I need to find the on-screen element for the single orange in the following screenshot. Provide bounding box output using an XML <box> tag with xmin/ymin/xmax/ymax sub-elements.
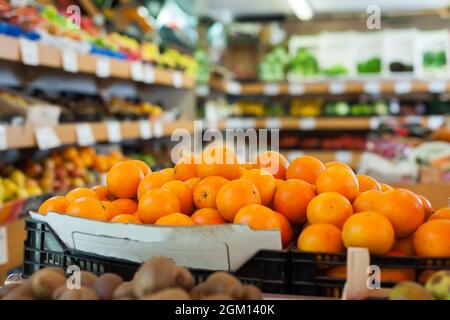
<box><xmin>66</xmin><ymin>197</ymin><xmax>109</xmax><ymax>221</ymax></box>
<box><xmin>112</xmin><ymin>198</ymin><xmax>138</xmax><ymax>215</ymax></box>
<box><xmin>324</xmin><ymin>161</ymin><xmax>353</xmax><ymax>172</ymax></box>
<box><xmin>392</xmin><ymin>235</ymin><xmax>415</xmax><ymax>256</ymax></box>
<box><xmin>101</xmin><ymin>201</ymin><xmax>122</xmax><ymax>219</ymax></box>
<box><xmin>380</xmin><ymin>183</ymin><xmax>394</xmax><ymax>192</ymax></box>
<box><xmin>352</xmin><ymin>190</ymin><xmax>384</xmax><ymax>213</ymax></box>
<box><xmin>193</xmin><ymin>176</ymin><xmax>229</xmax><ymax>209</ymax></box>
<box><xmin>111</xmin><ymin>214</ymin><xmax>142</xmax><ymax>224</ymax></box>
<box><xmin>374</xmin><ymin>189</ymin><xmax>424</xmax><ymax>237</ymax></box>
<box><xmin>160</xmin><ymin>168</ymin><xmax>175</xmax><ymax>179</ymax></box>
<box><xmin>240</xmin><ymin>169</ymin><xmax>277</xmax><ymax>206</ymax></box>
<box><xmin>132</xmin><ymin>160</ymin><xmax>152</xmax><ymax>175</ymax></box>
<box><xmin>297</xmin><ymin>223</ymin><xmax>344</xmax><ymax>253</ymax></box>
<box><xmin>197</xmin><ymin>145</ymin><xmax>240</xmax><ymax>180</ymax></box>
<box><xmin>185</xmin><ymin>177</ymin><xmax>201</xmax><ymax>191</ymax></box>
<box><xmin>428</xmin><ymin>207</ymin><xmax>450</xmax><ymax>221</ymax></box>
<box><xmin>90</xmin><ymin>185</ymin><xmax>110</xmax><ymax>201</ymax></box>
<box><xmin>137</xmin><ymin>171</ymin><xmax>174</xmax><ymax>200</ymax></box>
<box><xmin>216</xmin><ymin>179</ymin><xmax>261</xmax><ymax>222</ymax></box>
<box><xmin>106</xmin><ymin>160</ymin><xmax>144</xmax><ymax>199</ymax></box>
<box><xmin>356</xmin><ymin>174</ymin><xmax>381</xmax><ymax>192</ymax></box>
<box><xmin>418</xmin><ymin>195</ymin><xmax>433</xmax><ymax>221</ymax></box>
<box><xmin>256</xmin><ymin>151</ymin><xmax>288</xmax><ymax>180</ymax></box>
<box><xmin>307</xmin><ymin>192</ymin><xmax>353</xmax><ymax>229</ymax></box>
<box><xmin>273</xmin><ymin>179</ymin><xmax>316</xmax><ymax>225</ymax></box>
<box><xmin>342</xmin><ymin>211</ymin><xmax>395</xmax><ymax>255</ymax></box>
<box><xmin>137</xmin><ymin>189</ymin><xmax>181</xmax><ymax>224</ymax></box>
<box><xmin>286</xmin><ymin>155</ymin><xmax>325</xmax><ymax>185</ymax></box>
<box><xmin>413</xmin><ymin>219</ymin><xmax>450</xmax><ymax>257</ymax></box>
<box><xmin>162</xmin><ymin>180</ymin><xmax>194</xmax><ymax>215</ymax></box>
<box><xmin>155</xmin><ymin>213</ymin><xmax>195</xmax><ymax>226</ymax></box>
<box><xmin>66</xmin><ymin>187</ymin><xmax>99</xmax><ymax>202</ymax></box>
<box><xmin>174</xmin><ymin>155</ymin><xmax>199</xmax><ymax>181</ymax></box>
<box><xmin>93</xmin><ymin>155</ymin><xmax>112</xmax><ymax>173</ymax></box>
<box><xmin>315</xmin><ymin>167</ymin><xmax>359</xmax><ymax>202</ymax></box>
<box><xmin>234</xmin><ymin>204</ymin><xmax>293</xmax><ymax>248</ymax></box>
<box><xmin>38</xmin><ymin>196</ymin><xmax>69</xmax><ymax>215</ymax></box>
<box><xmin>191</xmin><ymin>208</ymin><xmax>226</xmax><ymax>225</ymax></box>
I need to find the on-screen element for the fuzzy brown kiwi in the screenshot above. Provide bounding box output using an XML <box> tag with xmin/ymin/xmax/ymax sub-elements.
<box><xmin>31</xmin><ymin>269</ymin><xmax>67</xmax><ymax>300</ymax></box>
<box><xmin>133</xmin><ymin>256</ymin><xmax>177</xmax><ymax>298</ymax></box>
<box><xmin>141</xmin><ymin>288</ymin><xmax>190</xmax><ymax>300</ymax></box>
<box><xmin>93</xmin><ymin>273</ymin><xmax>124</xmax><ymax>300</ymax></box>
<box><xmin>57</xmin><ymin>286</ymin><xmax>99</xmax><ymax>300</ymax></box>
<box><xmin>190</xmin><ymin>272</ymin><xmax>243</xmax><ymax>299</ymax></box>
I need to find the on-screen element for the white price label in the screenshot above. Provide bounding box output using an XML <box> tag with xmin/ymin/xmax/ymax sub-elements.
<box><xmin>428</xmin><ymin>81</ymin><xmax>446</xmax><ymax>93</ymax></box>
<box><xmin>0</xmin><ymin>125</ymin><xmax>7</xmax><ymax>151</ymax></box>
<box><xmin>226</xmin><ymin>81</ymin><xmax>241</xmax><ymax>95</ymax></box>
<box><xmin>139</xmin><ymin>119</ymin><xmax>152</xmax><ymax>139</ymax></box>
<box><xmin>130</xmin><ymin>61</ymin><xmax>144</xmax><ymax>82</ymax></box>
<box><xmin>143</xmin><ymin>64</ymin><xmax>155</xmax><ymax>84</ymax></box>
<box><xmin>20</xmin><ymin>38</ymin><xmax>39</xmax><ymax>66</ymax></box>
<box><xmin>288</xmin><ymin>83</ymin><xmax>305</xmax><ymax>95</ymax></box>
<box><xmin>225</xmin><ymin>118</ymin><xmax>255</xmax><ymax>129</ymax></box>
<box><xmin>27</xmin><ymin>105</ymin><xmax>61</xmax><ymax>126</ymax></box>
<box><xmin>335</xmin><ymin>151</ymin><xmax>353</xmax><ymax>164</ymax></box>
<box><xmin>263</xmin><ymin>83</ymin><xmax>280</xmax><ymax>96</ymax></box>
<box><xmin>299</xmin><ymin>117</ymin><xmax>316</xmax><ymax>130</ymax></box>
<box><xmin>106</xmin><ymin>121</ymin><xmax>122</xmax><ymax>143</ymax></box>
<box><xmin>329</xmin><ymin>82</ymin><xmax>346</xmax><ymax>94</ymax></box>
<box><xmin>62</xmin><ymin>49</ymin><xmax>78</xmax><ymax>73</ymax></box>
<box><xmin>172</xmin><ymin>71</ymin><xmax>183</xmax><ymax>88</ymax></box>
<box><xmin>152</xmin><ymin>121</ymin><xmax>164</xmax><ymax>138</ymax></box>
<box><xmin>405</xmin><ymin>116</ymin><xmax>423</xmax><ymax>125</ymax></box>
<box><xmin>369</xmin><ymin>117</ymin><xmax>380</xmax><ymax>130</ymax></box>
<box><xmin>34</xmin><ymin>126</ymin><xmax>61</xmax><ymax>150</ymax></box>
<box><xmin>363</xmin><ymin>82</ymin><xmax>381</xmax><ymax>95</ymax></box>
<box><xmin>76</xmin><ymin>123</ymin><xmax>95</xmax><ymax>146</ymax></box>
<box><xmin>0</xmin><ymin>226</ymin><xmax>7</xmax><ymax>265</ymax></box>
<box><xmin>265</xmin><ymin>118</ymin><xmax>282</xmax><ymax>129</ymax></box>
<box><xmin>196</xmin><ymin>85</ymin><xmax>210</xmax><ymax>97</ymax></box>
<box><xmin>427</xmin><ymin>115</ymin><xmax>445</xmax><ymax>130</ymax></box>
<box><xmin>394</xmin><ymin>81</ymin><xmax>412</xmax><ymax>94</ymax></box>
<box><xmin>96</xmin><ymin>57</ymin><xmax>110</xmax><ymax>78</ymax></box>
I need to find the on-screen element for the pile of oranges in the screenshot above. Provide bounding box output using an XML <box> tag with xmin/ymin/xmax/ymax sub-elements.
<box><xmin>38</xmin><ymin>145</ymin><xmax>450</xmax><ymax>258</ymax></box>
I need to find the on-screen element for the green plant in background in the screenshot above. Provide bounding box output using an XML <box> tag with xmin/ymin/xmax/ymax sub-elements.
<box><xmin>357</xmin><ymin>57</ymin><xmax>381</xmax><ymax>74</ymax></box>
<box><xmin>195</xmin><ymin>49</ymin><xmax>210</xmax><ymax>84</ymax></box>
<box><xmin>259</xmin><ymin>46</ymin><xmax>289</xmax><ymax>82</ymax></box>
<box><xmin>288</xmin><ymin>48</ymin><xmax>319</xmax><ymax>76</ymax></box>
<box><xmin>423</xmin><ymin>50</ymin><xmax>447</xmax><ymax>70</ymax></box>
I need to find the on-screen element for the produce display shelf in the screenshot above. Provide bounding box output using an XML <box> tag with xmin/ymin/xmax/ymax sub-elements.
<box><xmin>209</xmin><ymin>78</ymin><xmax>450</xmax><ymax>96</ymax></box>
<box><xmin>0</xmin><ymin>35</ymin><xmax>195</xmax><ymax>89</ymax></box>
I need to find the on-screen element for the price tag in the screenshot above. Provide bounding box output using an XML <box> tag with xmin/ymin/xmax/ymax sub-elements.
<box><xmin>428</xmin><ymin>81</ymin><xmax>446</xmax><ymax>93</ymax></box>
<box><xmin>139</xmin><ymin>119</ymin><xmax>152</xmax><ymax>139</ymax></box>
<box><xmin>76</xmin><ymin>123</ymin><xmax>95</xmax><ymax>146</ymax></box>
<box><xmin>427</xmin><ymin>115</ymin><xmax>445</xmax><ymax>130</ymax></box>
<box><xmin>329</xmin><ymin>82</ymin><xmax>346</xmax><ymax>94</ymax></box>
<box><xmin>265</xmin><ymin>118</ymin><xmax>281</xmax><ymax>129</ymax></box>
<box><xmin>226</xmin><ymin>81</ymin><xmax>241</xmax><ymax>95</ymax></box>
<box><xmin>152</xmin><ymin>120</ymin><xmax>164</xmax><ymax>138</ymax></box>
<box><xmin>196</xmin><ymin>85</ymin><xmax>210</xmax><ymax>97</ymax></box>
<box><xmin>393</xmin><ymin>81</ymin><xmax>412</xmax><ymax>94</ymax></box>
<box><xmin>96</xmin><ymin>57</ymin><xmax>110</xmax><ymax>78</ymax></box>
<box><xmin>363</xmin><ymin>82</ymin><xmax>381</xmax><ymax>95</ymax></box>
<box><xmin>405</xmin><ymin>116</ymin><xmax>423</xmax><ymax>125</ymax></box>
<box><xmin>106</xmin><ymin>121</ymin><xmax>122</xmax><ymax>143</ymax></box>
<box><xmin>0</xmin><ymin>226</ymin><xmax>7</xmax><ymax>265</ymax></box>
<box><xmin>34</xmin><ymin>127</ymin><xmax>61</xmax><ymax>150</ymax></box>
<box><xmin>369</xmin><ymin>117</ymin><xmax>380</xmax><ymax>130</ymax></box>
<box><xmin>27</xmin><ymin>105</ymin><xmax>61</xmax><ymax>126</ymax></box>
<box><xmin>20</xmin><ymin>38</ymin><xmax>39</xmax><ymax>66</ymax></box>
<box><xmin>299</xmin><ymin>117</ymin><xmax>316</xmax><ymax>130</ymax></box>
<box><xmin>172</xmin><ymin>71</ymin><xmax>183</xmax><ymax>88</ymax></box>
<box><xmin>130</xmin><ymin>61</ymin><xmax>144</xmax><ymax>82</ymax></box>
<box><xmin>263</xmin><ymin>83</ymin><xmax>280</xmax><ymax>96</ymax></box>
<box><xmin>241</xmin><ymin>118</ymin><xmax>255</xmax><ymax>129</ymax></box>
<box><xmin>62</xmin><ymin>49</ymin><xmax>78</xmax><ymax>73</ymax></box>
<box><xmin>225</xmin><ymin>118</ymin><xmax>255</xmax><ymax>129</ymax></box>
<box><xmin>143</xmin><ymin>64</ymin><xmax>155</xmax><ymax>84</ymax></box>
<box><xmin>0</xmin><ymin>125</ymin><xmax>7</xmax><ymax>151</ymax></box>
<box><xmin>335</xmin><ymin>151</ymin><xmax>353</xmax><ymax>164</ymax></box>
<box><xmin>288</xmin><ymin>83</ymin><xmax>305</xmax><ymax>95</ymax></box>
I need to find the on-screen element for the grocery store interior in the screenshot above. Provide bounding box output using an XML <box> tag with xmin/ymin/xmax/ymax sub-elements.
<box><xmin>0</xmin><ymin>0</ymin><xmax>449</xmax><ymax>301</ymax></box>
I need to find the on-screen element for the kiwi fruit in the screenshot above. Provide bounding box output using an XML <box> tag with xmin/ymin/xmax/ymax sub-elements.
<box><xmin>191</xmin><ymin>272</ymin><xmax>243</xmax><ymax>299</ymax></box>
<box><xmin>79</xmin><ymin>271</ymin><xmax>98</xmax><ymax>288</ymax></box>
<box><xmin>141</xmin><ymin>288</ymin><xmax>190</xmax><ymax>300</ymax></box>
<box><xmin>93</xmin><ymin>273</ymin><xmax>124</xmax><ymax>300</ymax></box>
<box><xmin>113</xmin><ymin>281</ymin><xmax>135</xmax><ymax>300</ymax></box>
<box><xmin>52</xmin><ymin>285</ymin><xmax>67</xmax><ymax>300</ymax></box>
<box><xmin>57</xmin><ymin>286</ymin><xmax>99</xmax><ymax>300</ymax></box>
<box><xmin>31</xmin><ymin>268</ymin><xmax>67</xmax><ymax>300</ymax></box>
<box><xmin>174</xmin><ymin>267</ymin><xmax>195</xmax><ymax>291</ymax></box>
<box><xmin>201</xmin><ymin>293</ymin><xmax>234</xmax><ymax>300</ymax></box>
<box><xmin>0</xmin><ymin>283</ymin><xmax>22</xmax><ymax>299</ymax></box>
<box><xmin>133</xmin><ymin>256</ymin><xmax>177</xmax><ymax>298</ymax></box>
<box><xmin>2</xmin><ymin>283</ymin><xmax>36</xmax><ymax>300</ymax></box>
<box><xmin>241</xmin><ymin>285</ymin><xmax>263</xmax><ymax>300</ymax></box>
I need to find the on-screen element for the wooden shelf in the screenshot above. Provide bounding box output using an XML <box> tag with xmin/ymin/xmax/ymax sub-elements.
<box><xmin>0</xmin><ymin>35</ymin><xmax>195</xmax><ymax>89</ymax></box>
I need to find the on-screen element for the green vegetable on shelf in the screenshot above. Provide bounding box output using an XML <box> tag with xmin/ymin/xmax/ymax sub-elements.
<box><xmin>357</xmin><ymin>57</ymin><xmax>381</xmax><ymax>74</ymax></box>
<box><xmin>423</xmin><ymin>50</ymin><xmax>447</xmax><ymax>70</ymax></box>
<box><xmin>259</xmin><ymin>46</ymin><xmax>289</xmax><ymax>82</ymax></box>
<box><xmin>321</xmin><ymin>64</ymin><xmax>348</xmax><ymax>76</ymax></box>
<box><xmin>288</xmin><ymin>48</ymin><xmax>320</xmax><ymax>76</ymax></box>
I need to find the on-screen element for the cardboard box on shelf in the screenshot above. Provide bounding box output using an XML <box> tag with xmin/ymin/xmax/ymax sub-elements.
<box><xmin>0</xmin><ymin>218</ymin><xmax>26</xmax><ymax>284</ymax></box>
<box><xmin>30</xmin><ymin>212</ymin><xmax>282</xmax><ymax>272</ymax></box>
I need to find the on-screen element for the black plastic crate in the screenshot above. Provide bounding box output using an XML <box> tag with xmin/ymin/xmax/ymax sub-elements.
<box><xmin>291</xmin><ymin>250</ymin><xmax>450</xmax><ymax>298</ymax></box>
<box><xmin>23</xmin><ymin>218</ymin><xmax>290</xmax><ymax>294</ymax></box>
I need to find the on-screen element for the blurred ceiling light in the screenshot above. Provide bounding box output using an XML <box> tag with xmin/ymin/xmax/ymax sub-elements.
<box><xmin>286</xmin><ymin>0</ymin><xmax>314</xmax><ymax>21</ymax></box>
